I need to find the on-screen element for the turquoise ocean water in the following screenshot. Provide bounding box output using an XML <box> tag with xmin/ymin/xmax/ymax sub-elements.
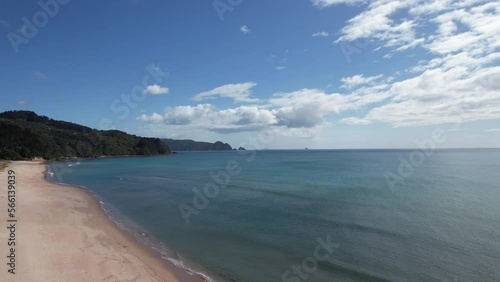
<box><xmin>48</xmin><ymin>149</ymin><xmax>500</xmax><ymax>281</ymax></box>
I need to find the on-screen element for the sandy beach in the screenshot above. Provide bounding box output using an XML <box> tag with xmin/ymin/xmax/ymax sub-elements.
<box><xmin>0</xmin><ymin>161</ymin><xmax>203</xmax><ymax>282</ymax></box>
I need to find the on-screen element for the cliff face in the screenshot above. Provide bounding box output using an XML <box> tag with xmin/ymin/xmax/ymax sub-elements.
<box><xmin>0</xmin><ymin>111</ymin><xmax>171</xmax><ymax>160</ymax></box>
<box><xmin>161</xmin><ymin>138</ymin><xmax>232</xmax><ymax>151</ymax></box>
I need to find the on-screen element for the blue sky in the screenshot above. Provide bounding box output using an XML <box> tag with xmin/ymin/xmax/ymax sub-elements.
<box><xmin>1</xmin><ymin>0</ymin><xmax>499</xmax><ymax>149</ymax></box>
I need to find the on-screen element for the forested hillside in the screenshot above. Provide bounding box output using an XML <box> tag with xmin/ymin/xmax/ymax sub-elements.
<box><xmin>0</xmin><ymin>111</ymin><xmax>171</xmax><ymax>160</ymax></box>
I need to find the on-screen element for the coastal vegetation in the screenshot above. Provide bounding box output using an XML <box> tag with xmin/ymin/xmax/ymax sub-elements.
<box><xmin>0</xmin><ymin>161</ymin><xmax>9</xmax><ymax>172</ymax></box>
<box><xmin>0</xmin><ymin>111</ymin><xmax>171</xmax><ymax>160</ymax></box>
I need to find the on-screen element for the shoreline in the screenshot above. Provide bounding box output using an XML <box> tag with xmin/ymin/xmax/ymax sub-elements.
<box><xmin>0</xmin><ymin>161</ymin><xmax>204</xmax><ymax>282</ymax></box>
<box><xmin>44</xmin><ymin>162</ymin><xmax>215</xmax><ymax>282</ymax></box>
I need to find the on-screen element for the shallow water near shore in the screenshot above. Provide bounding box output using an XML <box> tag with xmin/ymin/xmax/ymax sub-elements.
<box><xmin>49</xmin><ymin>149</ymin><xmax>500</xmax><ymax>281</ymax></box>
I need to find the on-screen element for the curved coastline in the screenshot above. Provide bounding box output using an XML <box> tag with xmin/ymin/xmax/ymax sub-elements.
<box><xmin>0</xmin><ymin>161</ymin><xmax>204</xmax><ymax>282</ymax></box>
<box><xmin>44</xmin><ymin>162</ymin><xmax>216</xmax><ymax>282</ymax></box>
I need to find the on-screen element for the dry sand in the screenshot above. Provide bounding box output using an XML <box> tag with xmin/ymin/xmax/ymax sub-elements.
<box><xmin>0</xmin><ymin>161</ymin><xmax>204</xmax><ymax>282</ymax></box>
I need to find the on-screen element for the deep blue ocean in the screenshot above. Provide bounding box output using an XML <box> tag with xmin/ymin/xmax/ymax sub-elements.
<box><xmin>48</xmin><ymin>149</ymin><xmax>500</xmax><ymax>282</ymax></box>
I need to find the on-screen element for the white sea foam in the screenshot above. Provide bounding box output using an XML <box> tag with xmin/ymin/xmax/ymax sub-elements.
<box><xmin>164</xmin><ymin>257</ymin><xmax>215</xmax><ymax>282</ymax></box>
<box><xmin>45</xmin><ymin>164</ymin><xmax>217</xmax><ymax>282</ymax></box>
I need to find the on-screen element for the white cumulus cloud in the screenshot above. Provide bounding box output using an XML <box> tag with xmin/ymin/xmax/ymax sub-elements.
<box><xmin>341</xmin><ymin>74</ymin><xmax>384</xmax><ymax>89</ymax></box>
<box><xmin>144</xmin><ymin>84</ymin><xmax>169</xmax><ymax>95</ymax></box>
<box><xmin>311</xmin><ymin>0</ymin><xmax>365</xmax><ymax>8</ymax></box>
<box><xmin>312</xmin><ymin>31</ymin><xmax>329</xmax><ymax>37</ymax></box>
<box><xmin>240</xmin><ymin>25</ymin><xmax>251</xmax><ymax>34</ymax></box>
<box><xmin>193</xmin><ymin>82</ymin><xmax>259</xmax><ymax>103</ymax></box>
<box><xmin>138</xmin><ymin>1</ymin><xmax>500</xmax><ymax>137</ymax></box>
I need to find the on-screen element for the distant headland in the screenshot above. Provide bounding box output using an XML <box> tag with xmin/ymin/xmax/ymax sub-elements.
<box><xmin>0</xmin><ymin>111</ymin><xmax>238</xmax><ymax>161</ymax></box>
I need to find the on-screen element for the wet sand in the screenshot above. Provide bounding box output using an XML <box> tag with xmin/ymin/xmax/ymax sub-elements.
<box><xmin>0</xmin><ymin>161</ymin><xmax>204</xmax><ymax>282</ymax></box>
